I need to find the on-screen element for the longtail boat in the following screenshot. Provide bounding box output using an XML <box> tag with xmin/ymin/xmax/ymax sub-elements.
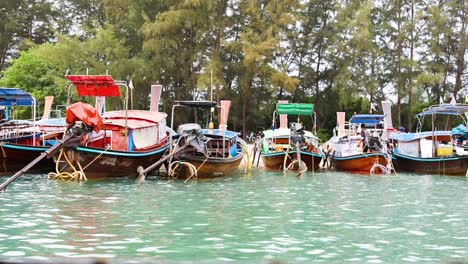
<box><xmin>0</xmin><ymin>89</ymin><xmax>65</xmax><ymax>174</ymax></box>
<box><xmin>51</xmin><ymin>75</ymin><xmax>169</xmax><ymax>179</ymax></box>
<box><xmin>391</xmin><ymin>104</ymin><xmax>468</xmax><ymax>176</ymax></box>
<box><xmin>163</xmin><ymin>100</ymin><xmax>247</xmax><ymax>179</ymax></box>
<box><xmin>256</xmin><ymin>102</ymin><xmax>323</xmax><ymax>173</ymax></box>
<box><xmin>327</xmin><ymin>111</ymin><xmax>391</xmax><ymax>174</ymax></box>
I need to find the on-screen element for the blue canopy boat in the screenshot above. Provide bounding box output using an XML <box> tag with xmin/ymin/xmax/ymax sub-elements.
<box><xmin>327</xmin><ymin>112</ymin><xmax>390</xmax><ymax>174</ymax></box>
<box><xmin>0</xmin><ymin>88</ymin><xmax>66</xmax><ymax>174</ymax></box>
<box><xmin>391</xmin><ymin>104</ymin><xmax>468</xmax><ymax>176</ymax></box>
<box><xmin>160</xmin><ymin>100</ymin><xmax>247</xmax><ymax>179</ymax></box>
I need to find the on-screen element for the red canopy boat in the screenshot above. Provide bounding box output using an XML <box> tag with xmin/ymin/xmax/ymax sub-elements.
<box><xmin>51</xmin><ymin>75</ymin><xmax>169</xmax><ymax>179</ymax></box>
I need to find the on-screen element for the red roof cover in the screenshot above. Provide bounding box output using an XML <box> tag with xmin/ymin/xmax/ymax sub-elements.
<box><xmin>102</xmin><ymin>110</ymin><xmax>167</xmax><ymax>124</ymax></box>
<box><xmin>66</xmin><ymin>75</ymin><xmax>120</xmax><ymax>97</ymax></box>
<box><xmin>102</xmin><ymin>110</ymin><xmax>167</xmax><ymax>129</ymax></box>
<box><xmin>66</xmin><ymin>102</ymin><xmax>103</xmax><ymax>132</ymax></box>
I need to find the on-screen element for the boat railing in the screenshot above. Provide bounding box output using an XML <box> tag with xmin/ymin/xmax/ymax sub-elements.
<box><xmin>333</xmin><ymin>123</ymin><xmax>358</xmax><ymax>138</ymax></box>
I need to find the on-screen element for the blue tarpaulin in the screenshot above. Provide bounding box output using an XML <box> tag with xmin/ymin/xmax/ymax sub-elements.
<box><xmin>0</xmin><ymin>88</ymin><xmax>35</xmax><ymax>106</ymax></box>
<box><xmin>452</xmin><ymin>124</ymin><xmax>468</xmax><ymax>139</ymax></box>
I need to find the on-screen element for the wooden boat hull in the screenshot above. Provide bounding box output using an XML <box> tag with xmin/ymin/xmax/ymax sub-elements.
<box><xmin>171</xmin><ymin>153</ymin><xmax>244</xmax><ymax>179</ymax></box>
<box><xmin>332</xmin><ymin>153</ymin><xmax>387</xmax><ymax>174</ymax></box>
<box><xmin>0</xmin><ymin>143</ymin><xmax>54</xmax><ymax>175</ymax></box>
<box><xmin>261</xmin><ymin>151</ymin><xmax>323</xmax><ymax>172</ymax></box>
<box><xmin>392</xmin><ymin>152</ymin><xmax>468</xmax><ymax>176</ymax></box>
<box><xmin>57</xmin><ymin>144</ymin><xmax>169</xmax><ymax>179</ymax></box>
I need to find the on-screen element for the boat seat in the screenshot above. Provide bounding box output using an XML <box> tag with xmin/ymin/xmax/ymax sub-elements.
<box><xmin>40</xmin><ymin>131</ymin><xmax>62</xmax><ymax>140</ymax></box>
<box><xmin>207</xmin><ymin>147</ymin><xmax>234</xmax><ymax>158</ymax></box>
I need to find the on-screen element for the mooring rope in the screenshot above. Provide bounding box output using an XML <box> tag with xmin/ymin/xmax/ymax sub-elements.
<box><xmin>386</xmin><ymin>154</ymin><xmax>397</xmax><ymax>175</ymax></box>
<box><xmin>0</xmin><ymin>142</ymin><xmax>6</xmax><ymax>158</ymax></box>
<box><xmin>370</xmin><ymin>163</ymin><xmax>390</xmax><ymax>175</ymax></box>
<box><xmin>48</xmin><ymin>149</ymin><xmax>87</xmax><ymax>182</ymax></box>
<box><xmin>283</xmin><ymin>145</ymin><xmax>290</xmax><ymax>171</ymax></box>
<box><xmin>1</xmin><ymin>143</ymin><xmax>6</xmax><ymax>171</ymax></box>
<box><xmin>48</xmin><ymin>145</ymin><xmax>112</xmax><ymax>182</ymax></box>
<box><xmin>237</xmin><ymin>138</ymin><xmax>252</xmax><ymax>173</ymax></box>
<box><xmin>168</xmin><ymin>161</ymin><xmax>197</xmax><ymax>181</ymax></box>
<box><xmin>282</xmin><ymin>144</ymin><xmax>307</xmax><ymax>177</ymax></box>
<box><xmin>82</xmin><ymin>145</ymin><xmax>111</xmax><ymax>170</ymax></box>
<box><xmin>284</xmin><ymin>159</ymin><xmax>308</xmax><ymax>177</ymax></box>
<box><xmin>168</xmin><ymin>154</ymin><xmax>210</xmax><ymax>183</ymax></box>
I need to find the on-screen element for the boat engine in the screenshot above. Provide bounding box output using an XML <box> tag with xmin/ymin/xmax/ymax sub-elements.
<box><xmin>368</xmin><ymin>136</ymin><xmax>383</xmax><ymax>151</ymax></box>
<box><xmin>177</xmin><ymin>123</ymin><xmax>207</xmax><ymax>155</ymax></box>
<box><xmin>290</xmin><ymin>122</ymin><xmax>305</xmax><ymax>148</ymax></box>
<box><xmin>69</xmin><ymin>121</ymin><xmax>94</xmax><ymax>137</ymax></box>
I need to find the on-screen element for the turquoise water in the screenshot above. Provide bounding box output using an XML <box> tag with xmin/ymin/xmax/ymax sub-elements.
<box><xmin>1</xmin><ymin>170</ymin><xmax>468</xmax><ymax>263</ymax></box>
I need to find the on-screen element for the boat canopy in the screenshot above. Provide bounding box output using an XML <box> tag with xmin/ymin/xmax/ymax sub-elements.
<box><xmin>391</xmin><ymin>131</ymin><xmax>452</xmax><ymax>142</ymax></box>
<box><xmin>262</xmin><ymin>128</ymin><xmax>315</xmax><ymax>139</ymax></box>
<box><xmin>349</xmin><ymin>114</ymin><xmax>385</xmax><ymax>125</ymax></box>
<box><xmin>65</xmin><ymin>75</ymin><xmax>121</xmax><ymax>97</ymax></box>
<box><xmin>276</xmin><ymin>103</ymin><xmax>314</xmax><ymax>115</ymax></box>
<box><xmin>0</xmin><ymin>88</ymin><xmax>36</xmax><ymax>106</ymax></box>
<box><xmin>202</xmin><ymin>129</ymin><xmax>238</xmax><ymax>139</ymax></box>
<box><xmin>417</xmin><ymin>104</ymin><xmax>468</xmax><ymax>116</ymax></box>
<box><xmin>174</xmin><ymin>101</ymin><xmax>217</xmax><ymax>108</ymax></box>
<box><xmin>103</xmin><ymin>110</ymin><xmax>167</xmax><ymax>123</ymax></box>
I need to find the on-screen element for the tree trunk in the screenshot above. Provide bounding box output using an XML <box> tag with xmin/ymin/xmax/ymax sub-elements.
<box><xmin>397</xmin><ymin>96</ymin><xmax>402</xmax><ymax>129</ymax></box>
<box><xmin>396</xmin><ymin>2</ymin><xmax>403</xmax><ymax>129</ymax></box>
<box><xmin>315</xmin><ymin>41</ymin><xmax>323</xmax><ymax>126</ymax></box>
<box><xmin>242</xmin><ymin>95</ymin><xmax>248</xmax><ymax>140</ymax></box>
<box><xmin>407</xmin><ymin>1</ymin><xmax>415</xmax><ymax>132</ymax></box>
<box><xmin>454</xmin><ymin>5</ymin><xmax>466</xmax><ymax>97</ymax></box>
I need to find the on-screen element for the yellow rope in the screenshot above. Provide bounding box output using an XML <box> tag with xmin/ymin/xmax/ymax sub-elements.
<box><xmin>283</xmin><ymin>145</ymin><xmax>290</xmax><ymax>171</ymax></box>
<box><xmin>239</xmin><ymin>143</ymin><xmax>251</xmax><ymax>172</ymax></box>
<box><xmin>48</xmin><ymin>149</ymin><xmax>87</xmax><ymax>182</ymax></box>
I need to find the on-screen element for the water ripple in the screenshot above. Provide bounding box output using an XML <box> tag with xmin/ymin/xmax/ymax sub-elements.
<box><xmin>0</xmin><ymin>172</ymin><xmax>467</xmax><ymax>262</ymax></box>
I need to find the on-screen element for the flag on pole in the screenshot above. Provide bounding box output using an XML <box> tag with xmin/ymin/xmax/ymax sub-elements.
<box><xmin>129</xmin><ymin>79</ymin><xmax>134</xmax><ymax>90</ymax></box>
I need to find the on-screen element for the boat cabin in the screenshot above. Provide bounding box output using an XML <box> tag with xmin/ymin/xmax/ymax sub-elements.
<box><xmin>392</xmin><ymin>104</ymin><xmax>468</xmax><ymax>158</ymax></box>
<box><xmin>331</xmin><ymin>114</ymin><xmax>386</xmax><ymax>157</ymax></box>
<box><xmin>83</xmin><ymin>110</ymin><xmax>168</xmax><ymax>151</ymax></box>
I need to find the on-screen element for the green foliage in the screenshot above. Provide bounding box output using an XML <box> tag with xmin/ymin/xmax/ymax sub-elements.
<box><xmin>1</xmin><ymin>26</ymin><xmax>133</xmax><ymax>113</ymax></box>
<box><xmin>317</xmin><ymin>128</ymin><xmax>332</xmax><ymax>143</ymax></box>
<box><xmin>0</xmin><ymin>49</ymin><xmax>61</xmax><ymax>102</ymax></box>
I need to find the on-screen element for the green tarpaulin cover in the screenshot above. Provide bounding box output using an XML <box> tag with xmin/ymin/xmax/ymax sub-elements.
<box><xmin>276</xmin><ymin>103</ymin><xmax>314</xmax><ymax>115</ymax></box>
